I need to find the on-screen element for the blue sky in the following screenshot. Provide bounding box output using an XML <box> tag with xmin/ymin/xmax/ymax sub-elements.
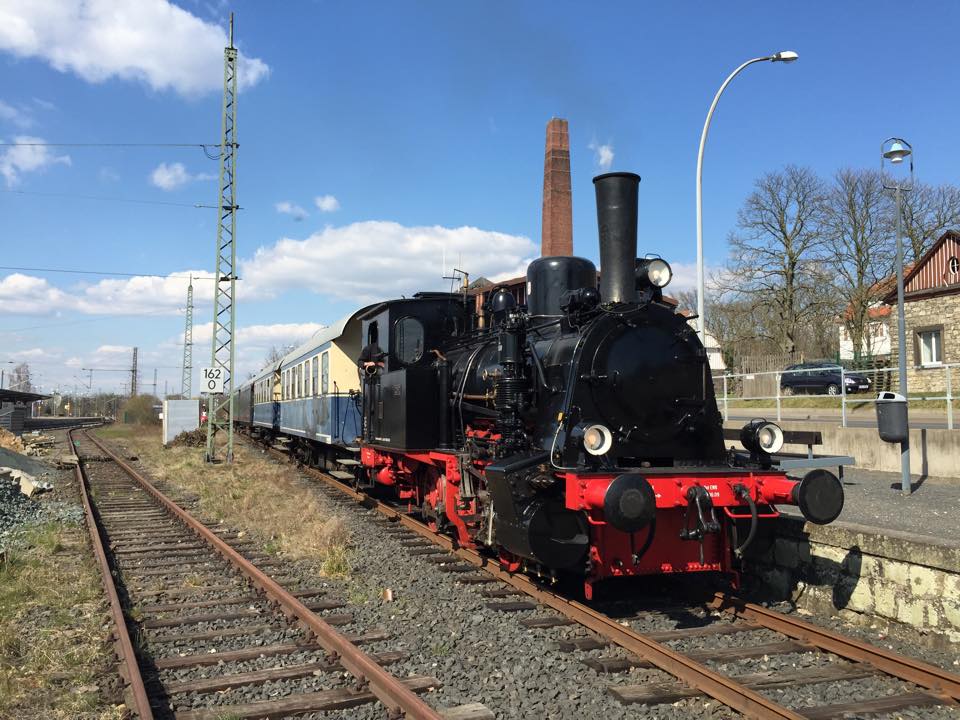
<box><xmin>1</xmin><ymin>0</ymin><xmax>958</xmax><ymax>396</ymax></box>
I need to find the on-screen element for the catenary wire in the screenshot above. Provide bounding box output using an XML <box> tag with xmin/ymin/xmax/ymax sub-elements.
<box><xmin>0</xmin><ymin>265</ymin><xmax>215</xmax><ymax>280</ymax></box>
<box><xmin>0</xmin><ymin>188</ymin><xmax>219</xmax><ymax>208</ymax></box>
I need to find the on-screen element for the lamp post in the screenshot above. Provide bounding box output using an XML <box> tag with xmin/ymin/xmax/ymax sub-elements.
<box><xmin>695</xmin><ymin>50</ymin><xmax>799</xmax><ymax>346</ymax></box>
<box><xmin>881</xmin><ymin>137</ymin><xmax>914</xmax><ymax>496</ymax></box>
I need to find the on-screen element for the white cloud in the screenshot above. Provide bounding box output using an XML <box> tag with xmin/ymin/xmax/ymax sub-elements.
<box><xmin>192</xmin><ymin>322</ymin><xmax>325</xmax><ymax>347</ymax></box>
<box><xmin>588</xmin><ymin>140</ymin><xmax>614</xmax><ymax>171</ymax></box>
<box><xmin>0</xmin><ymin>99</ymin><xmax>31</xmax><ymax>128</ymax></box>
<box><xmin>0</xmin><ymin>0</ymin><xmax>269</xmax><ymax>96</ymax></box>
<box><xmin>149</xmin><ymin>161</ymin><xmax>214</xmax><ymax>191</ymax></box>
<box><xmin>95</xmin><ymin>345</ymin><xmax>133</xmax><ymax>354</ymax></box>
<box><xmin>72</xmin><ymin>271</ymin><xmax>211</xmax><ymax>315</ymax></box>
<box><xmin>665</xmin><ymin>261</ymin><xmax>699</xmax><ymax>292</ymax></box>
<box><xmin>188</xmin><ymin>321</ymin><xmax>325</xmax><ymax>379</ymax></box>
<box><xmin>0</xmin><ymin>273</ymin><xmax>70</xmax><ymax>313</ymax></box>
<box><xmin>0</xmin><ymin>135</ymin><xmax>71</xmax><ymax>186</ymax></box>
<box><xmin>242</xmin><ymin>221</ymin><xmax>535</xmax><ymax>303</ymax></box>
<box><xmin>8</xmin><ymin>347</ymin><xmax>47</xmax><ymax>360</ymax></box>
<box><xmin>315</xmin><ymin>194</ymin><xmax>340</xmax><ymax>213</ymax></box>
<box><xmin>275</xmin><ymin>201</ymin><xmax>308</xmax><ymax>221</ymax></box>
<box><xmin>0</xmin><ymin>221</ymin><xmax>535</xmax><ymax>316</ymax></box>
<box><xmin>0</xmin><ymin>270</ymin><xmax>209</xmax><ymax>316</ymax></box>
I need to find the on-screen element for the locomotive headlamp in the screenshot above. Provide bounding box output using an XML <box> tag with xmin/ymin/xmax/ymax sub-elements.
<box><xmin>740</xmin><ymin>419</ymin><xmax>784</xmax><ymax>455</ymax></box>
<box><xmin>583</xmin><ymin>424</ymin><xmax>614</xmax><ymax>455</ymax></box>
<box><xmin>636</xmin><ymin>258</ymin><xmax>673</xmax><ymax>288</ymax></box>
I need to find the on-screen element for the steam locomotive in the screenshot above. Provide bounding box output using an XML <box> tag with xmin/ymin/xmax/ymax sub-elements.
<box><xmin>236</xmin><ymin>171</ymin><xmax>844</xmax><ymax>598</ymax></box>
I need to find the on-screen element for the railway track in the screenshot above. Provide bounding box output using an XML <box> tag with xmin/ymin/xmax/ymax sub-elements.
<box><xmin>251</xmin><ymin>436</ymin><xmax>960</xmax><ymax>720</ymax></box>
<box><xmin>74</xmin><ymin>429</ymin><xmax>492</xmax><ymax>720</ymax></box>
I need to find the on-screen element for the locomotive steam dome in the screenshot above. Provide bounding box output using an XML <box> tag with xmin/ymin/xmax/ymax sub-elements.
<box><xmin>526</xmin><ymin>256</ymin><xmax>597</xmax><ymax>318</ymax></box>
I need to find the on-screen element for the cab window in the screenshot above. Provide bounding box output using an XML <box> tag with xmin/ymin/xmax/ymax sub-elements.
<box><xmin>395</xmin><ymin>316</ymin><xmax>424</xmax><ymax>365</ymax></box>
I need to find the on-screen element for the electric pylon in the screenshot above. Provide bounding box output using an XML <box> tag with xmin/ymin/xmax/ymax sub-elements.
<box><xmin>181</xmin><ymin>276</ymin><xmax>193</xmax><ymax>397</ymax></box>
<box><xmin>205</xmin><ymin>13</ymin><xmax>239</xmax><ymax>463</ymax></box>
<box><xmin>130</xmin><ymin>347</ymin><xmax>139</xmax><ymax>397</ymax></box>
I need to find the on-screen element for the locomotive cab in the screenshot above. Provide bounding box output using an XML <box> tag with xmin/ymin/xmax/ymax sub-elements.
<box><xmin>359</xmin><ymin>293</ymin><xmax>470</xmax><ymax>450</ymax></box>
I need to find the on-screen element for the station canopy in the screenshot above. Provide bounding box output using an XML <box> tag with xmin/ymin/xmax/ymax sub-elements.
<box><xmin>0</xmin><ymin>388</ymin><xmax>51</xmax><ymax>403</ymax></box>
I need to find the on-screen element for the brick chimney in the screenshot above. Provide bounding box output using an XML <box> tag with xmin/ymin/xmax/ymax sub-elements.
<box><xmin>541</xmin><ymin>118</ymin><xmax>573</xmax><ymax>257</ymax></box>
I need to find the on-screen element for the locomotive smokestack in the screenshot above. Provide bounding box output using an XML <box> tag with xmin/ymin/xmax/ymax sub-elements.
<box><xmin>593</xmin><ymin>172</ymin><xmax>640</xmax><ymax>304</ymax></box>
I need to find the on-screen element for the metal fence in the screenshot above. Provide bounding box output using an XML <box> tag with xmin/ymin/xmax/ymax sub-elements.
<box><xmin>713</xmin><ymin>363</ymin><xmax>957</xmax><ymax>430</ymax></box>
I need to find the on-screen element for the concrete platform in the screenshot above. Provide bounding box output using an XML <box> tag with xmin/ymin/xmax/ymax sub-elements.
<box><xmin>744</xmin><ymin>468</ymin><xmax>960</xmax><ymax>645</ymax></box>
<box><xmin>784</xmin><ymin>467</ymin><xmax>960</xmax><ymax>540</ymax></box>
<box><xmin>723</xmin><ymin>417</ymin><xmax>960</xmax><ymax>476</ymax></box>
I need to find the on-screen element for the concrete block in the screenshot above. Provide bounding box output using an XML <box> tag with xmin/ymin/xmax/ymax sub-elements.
<box><xmin>883</xmin><ymin>560</ymin><xmax>911</xmax><ymax>586</ymax></box>
<box><xmin>836</xmin><ymin>577</ymin><xmax>874</xmax><ymax>614</ymax></box>
<box><xmin>895</xmin><ymin>597</ymin><xmax>926</xmax><ymax>627</ymax></box>
<box><xmin>943</xmin><ymin>573</ymin><xmax>960</xmax><ymax>601</ymax></box>
<box><xmin>810</xmin><ymin>544</ymin><xmax>847</xmax><ymax>565</ymax></box>
<box><xmin>908</xmin><ymin>565</ymin><xmax>943</xmax><ymax>598</ymax></box>
<box><xmin>857</xmin><ymin>553</ymin><xmax>884</xmax><ymax>580</ymax></box>
<box><xmin>943</xmin><ymin>600</ymin><xmax>960</xmax><ymax>630</ymax></box>
<box><xmin>874</xmin><ymin>582</ymin><xmax>898</xmax><ymax>620</ymax></box>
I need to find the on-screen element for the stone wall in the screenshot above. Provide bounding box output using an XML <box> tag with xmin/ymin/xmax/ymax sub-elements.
<box><xmin>743</xmin><ymin>516</ymin><xmax>960</xmax><ymax>647</ymax></box>
<box><xmin>889</xmin><ymin>291</ymin><xmax>960</xmax><ymax>394</ymax></box>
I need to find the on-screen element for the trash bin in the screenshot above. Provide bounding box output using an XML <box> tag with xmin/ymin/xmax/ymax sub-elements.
<box><xmin>876</xmin><ymin>391</ymin><xmax>908</xmax><ymax>443</ymax></box>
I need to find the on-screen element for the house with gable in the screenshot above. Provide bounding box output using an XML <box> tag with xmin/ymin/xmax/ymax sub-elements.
<box><xmin>885</xmin><ymin>230</ymin><xmax>960</xmax><ymax>393</ymax></box>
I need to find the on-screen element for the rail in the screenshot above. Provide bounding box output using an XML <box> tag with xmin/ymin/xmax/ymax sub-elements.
<box><xmin>81</xmin><ymin>430</ymin><xmax>444</xmax><ymax>720</ymax></box>
<box><xmin>265</xmin><ymin>439</ymin><xmax>960</xmax><ymax>718</ymax></box>
<box><xmin>273</xmin><ymin>443</ymin><xmax>805</xmax><ymax>719</ymax></box>
<box><xmin>715</xmin><ymin>363</ymin><xmax>958</xmax><ymax>429</ymax></box>
<box><xmin>71</xmin><ymin>428</ymin><xmax>155</xmax><ymax>719</ymax></box>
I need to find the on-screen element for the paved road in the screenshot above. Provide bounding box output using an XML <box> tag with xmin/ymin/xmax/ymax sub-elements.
<box><xmin>726</xmin><ymin>412</ymin><xmax>953</xmax><ymax>431</ymax></box>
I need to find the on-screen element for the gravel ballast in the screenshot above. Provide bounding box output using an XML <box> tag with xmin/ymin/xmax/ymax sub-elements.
<box><xmin>103</xmin><ymin>433</ymin><xmax>960</xmax><ymax>720</ymax></box>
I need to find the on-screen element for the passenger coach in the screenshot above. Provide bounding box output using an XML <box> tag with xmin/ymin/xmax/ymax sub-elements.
<box><xmin>234</xmin><ymin>306</ymin><xmax>374</xmax><ymax>465</ymax></box>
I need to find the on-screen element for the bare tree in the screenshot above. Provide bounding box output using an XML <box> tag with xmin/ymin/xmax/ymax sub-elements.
<box><xmin>263</xmin><ymin>345</ymin><xmax>294</xmax><ymax>365</ymax></box>
<box><xmin>895</xmin><ymin>182</ymin><xmax>960</xmax><ymax>261</ymax></box>
<box><xmin>823</xmin><ymin>169</ymin><xmax>892</xmax><ymax>360</ymax></box>
<box><xmin>7</xmin><ymin>362</ymin><xmax>32</xmax><ymax>392</ymax></box>
<box><xmin>672</xmin><ymin>288</ymin><xmax>697</xmax><ymax>315</ymax></box>
<box><xmin>722</xmin><ymin>166</ymin><xmax>829</xmax><ymax>354</ymax></box>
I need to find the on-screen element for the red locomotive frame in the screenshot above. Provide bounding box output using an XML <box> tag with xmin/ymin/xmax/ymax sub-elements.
<box><xmin>360</xmin><ymin>443</ymin><xmax>803</xmax><ymax>598</ymax></box>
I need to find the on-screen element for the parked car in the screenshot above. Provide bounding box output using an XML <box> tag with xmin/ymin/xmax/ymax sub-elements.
<box><xmin>779</xmin><ymin>362</ymin><xmax>871</xmax><ymax>396</ymax></box>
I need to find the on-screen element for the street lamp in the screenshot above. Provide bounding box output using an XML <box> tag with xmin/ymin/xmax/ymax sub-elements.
<box><xmin>881</xmin><ymin>137</ymin><xmax>914</xmax><ymax>496</ymax></box>
<box><xmin>695</xmin><ymin>51</ymin><xmax>799</xmax><ymax>346</ymax></box>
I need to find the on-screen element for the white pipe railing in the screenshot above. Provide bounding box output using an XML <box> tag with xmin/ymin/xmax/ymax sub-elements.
<box><xmin>713</xmin><ymin>362</ymin><xmax>957</xmax><ymax>429</ymax></box>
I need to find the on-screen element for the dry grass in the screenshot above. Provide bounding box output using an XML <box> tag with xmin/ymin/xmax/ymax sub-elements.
<box><xmin>0</xmin><ymin>523</ymin><xmax>125</xmax><ymax>720</ymax></box>
<box><xmin>95</xmin><ymin>426</ymin><xmax>350</xmax><ymax>577</ymax></box>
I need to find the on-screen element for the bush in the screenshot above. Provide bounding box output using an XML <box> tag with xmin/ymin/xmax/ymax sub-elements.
<box><xmin>120</xmin><ymin>394</ymin><xmax>160</xmax><ymax>425</ymax></box>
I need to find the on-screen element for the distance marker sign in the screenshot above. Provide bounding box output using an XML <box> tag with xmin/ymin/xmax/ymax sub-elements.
<box><xmin>201</xmin><ymin>367</ymin><xmax>224</xmax><ymax>394</ymax></box>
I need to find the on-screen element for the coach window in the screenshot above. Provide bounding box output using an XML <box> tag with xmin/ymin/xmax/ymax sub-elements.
<box><xmin>321</xmin><ymin>351</ymin><xmax>329</xmax><ymax>394</ymax></box>
<box><xmin>312</xmin><ymin>356</ymin><xmax>319</xmax><ymax>396</ymax></box>
<box><xmin>304</xmin><ymin>361</ymin><xmax>311</xmax><ymax>397</ymax></box>
<box><xmin>395</xmin><ymin>317</ymin><xmax>424</xmax><ymax>365</ymax></box>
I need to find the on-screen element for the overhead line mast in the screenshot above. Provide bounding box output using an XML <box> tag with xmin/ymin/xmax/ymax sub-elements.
<box><xmin>181</xmin><ymin>276</ymin><xmax>193</xmax><ymax>398</ymax></box>
<box><xmin>205</xmin><ymin>13</ymin><xmax>239</xmax><ymax>463</ymax></box>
